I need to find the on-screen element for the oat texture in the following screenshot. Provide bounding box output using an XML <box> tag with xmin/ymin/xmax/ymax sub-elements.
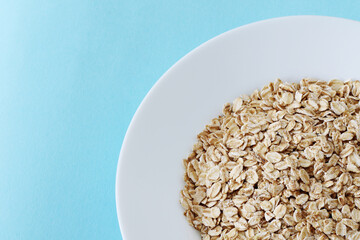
<box><xmin>180</xmin><ymin>79</ymin><xmax>360</xmax><ymax>240</ymax></box>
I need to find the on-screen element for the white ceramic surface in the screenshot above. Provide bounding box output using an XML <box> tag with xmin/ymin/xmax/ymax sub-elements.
<box><xmin>116</xmin><ymin>16</ymin><xmax>360</xmax><ymax>240</ymax></box>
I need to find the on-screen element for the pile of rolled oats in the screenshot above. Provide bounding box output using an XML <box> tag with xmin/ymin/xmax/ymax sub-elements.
<box><xmin>180</xmin><ymin>79</ymin><xmax>360</xmax><ymax>240</ymax></box>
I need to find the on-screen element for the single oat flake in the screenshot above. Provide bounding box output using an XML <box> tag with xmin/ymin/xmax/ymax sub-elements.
<box><xmin>180</xmin><ymin>79</ymin><xmax>360</xmax><ymax>240</ymax></box>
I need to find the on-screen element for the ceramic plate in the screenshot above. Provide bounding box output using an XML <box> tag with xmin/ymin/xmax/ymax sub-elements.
<box><xmin>116</xmin><ymin>16</ymin><xmax>360</xmax><ymax>240</ymax></box>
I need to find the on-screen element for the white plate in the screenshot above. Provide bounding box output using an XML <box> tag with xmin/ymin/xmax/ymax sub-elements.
<box><xmin>116</xmin><ymin>16</ymin><xmax>360</xmax><ymax>240</ymax></box>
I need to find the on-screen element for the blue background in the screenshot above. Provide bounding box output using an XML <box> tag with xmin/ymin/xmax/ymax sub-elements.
<box><xmin>1</xmin><ymin>0</ymin><xmax>360</xmax><ymax>239</ymax></box>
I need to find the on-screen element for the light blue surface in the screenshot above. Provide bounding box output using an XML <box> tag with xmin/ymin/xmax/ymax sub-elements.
<box><xmin>1</xmin><ymin>0</ymin><xmax>360</xmax><ymax>239</ymax></box>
